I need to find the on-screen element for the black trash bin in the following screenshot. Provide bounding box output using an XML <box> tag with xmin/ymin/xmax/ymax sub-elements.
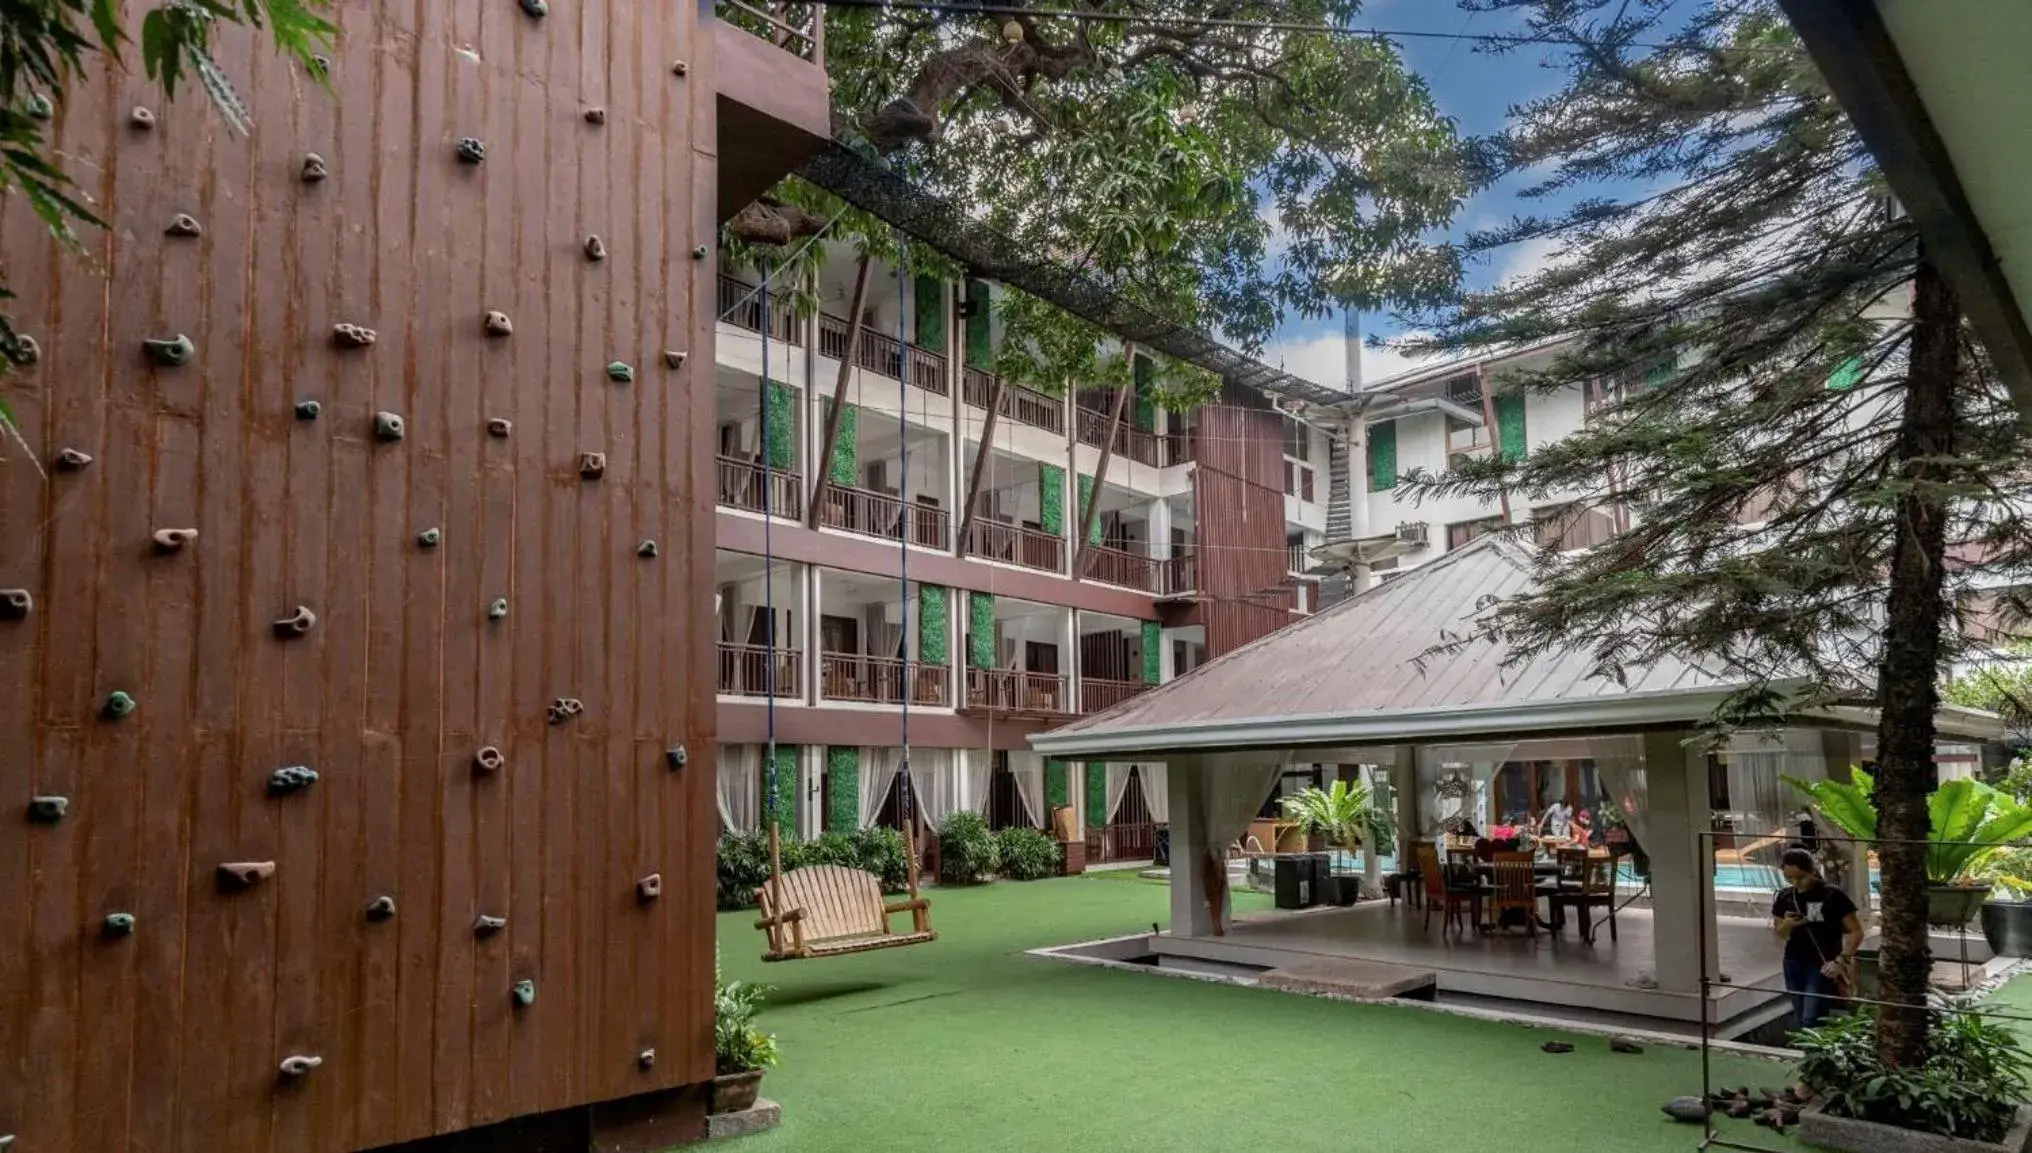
<box><xmin>1274</xmin><ymin>854</ymin><xmax>1325</xmax><ymax>909</ymax></box>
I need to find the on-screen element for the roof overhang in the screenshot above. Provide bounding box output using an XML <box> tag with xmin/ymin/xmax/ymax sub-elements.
<box><xmin>1781</xmin><ymin>0</ymin><xmax>2032</xmax><ymax>430</ymax></box>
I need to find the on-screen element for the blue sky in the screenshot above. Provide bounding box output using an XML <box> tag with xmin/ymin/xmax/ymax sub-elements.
<box><xmin>1263</xmin><ymin>0</ymin><xmax>1576</xmax><ymax>388</ymax></box>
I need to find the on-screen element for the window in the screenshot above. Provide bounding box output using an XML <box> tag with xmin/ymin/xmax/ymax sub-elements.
<box><xmin>1367</xmin><ymin>421</ymin><xmax>1398</xmax><ymax>492</ymax></box>
<box><xmin>1299</xmin><ymin>467</ymin><xmax>1315</xmax><ymax>503</ymax></box>
<box><xmin>1283</xmin><ymin>416</ymin><xmax>1312</xmax><ymax>461</ymax></box>
<box><xmin>820</xmin><ymin>615</ymin><xmax>859</xmax><ymax>655</ymax></box>
<box><xmin>1445</xmin><ymin>414</ymin><xmax>1491</xmax><ymax>470</ymax></box>
<box><xmin>1283</xmin><ymin>460</ymin><xmax>1295</xmax><ymax>496</ymax></box>
<box><xmin>1446</xmin><ymin>515</ymin><xmax>1503</xmax><ymax>551</ymax></box>
<box><xmin>1531</xmin><ymin>504</ymin><xmax>1615</xmax><ymax>552</ymax></box>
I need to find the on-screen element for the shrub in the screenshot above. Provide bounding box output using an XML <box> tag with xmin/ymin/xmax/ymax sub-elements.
<box><xmin>997</xmin><ymin>825</ymin><xmax>1061</xmax><ymax>880</ymax></box>
<box><xmin>938</xmin><ymin>811</ymin><xmax>1000</xmax><ymax>884</ymax></box>
<box><xmin>785</xmin><ymin>831</ymin><xmax>860</xmax><ymax>870</ymax></box>
<box><xmin>1797</xmin><ymin>1002</ymin><xmax>2031</xmax><ymax>1143</ymax></box>
<box><xmin>716</xmin><ymin>831</ymin><xmax>772</xmax><ymax>910</ymax></box>
<box><xmin>854</xmin><ymin>826</ymin><xmax>911</xmax><ymax>893</ymax></box>
<box><xmin>713</xmin><ymin>961</ymin><xmax>780</xmax><ymax>1075</ymax></box>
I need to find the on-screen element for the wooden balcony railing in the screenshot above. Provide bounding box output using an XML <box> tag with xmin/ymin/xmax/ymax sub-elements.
<box><xmin>1160</xmin><ymin>550</ymin><xmax>1198</xmax><ymax>595</ymax></box>
<box><xmin>817</xmin><ymin>312</ymin><xmax>947</xmax><ymax>395</ymax></box>
<box><xmin>1287</xmin><ymin>543</ymin><xmax>1310</xmax><ymax>574</ymax></box>
<box><xmin>716</xmin><ymin>456</ymin><xmax>803</xmax><ymax>519</ymax></box>
<box><xmin>1080</xmin><ymin>678</ymin><xmax>1149</xmax><ymax>714</ymax></box>
<box><xmin>818</xmin><ymin>483</ymin><xmax>950</xmax><ymax>549</ymax></box>
<box><xmin>717</xmin><ymin>274</ymin><xmax>803</xmax><ymax>343</ymax></box>
<box><xmin>1083</xmin><ymin>543</ymin><xmax>1160</xmax><ymax>592</ymax></box>
<box><xmin>715</xmin><ymin>0</ymin><xmax>824</xmax><ymax>61</ymax></box>
<box><xmin>961</xmin><ymin>366</ymin><xmax>1065</xmax><ymax>434</ymax></box>
<box><xmin>717</xmin><ymin>643</ymin><xmax>802</xmax><ymax>699</ymax></box>
<box><xmin>963</xmin><ymin>519</ymin><xmax>1064</xmax><ymax>574</ymax></box>
<box><xmin>1074</xmin><ymin>406</ymin><xmax>1186</xmax><ymax>467</ymax></box>
<box><xmin>819</xmin><ymin>653</ymin><xmax>949</xmax><ymax>706</ymax></box>
<box><xmin>1084</xmin><ymin>821</ymin><xmax>1158</xmax><ymax>864</ymax></box>
<box><xmin>964</xmin><ymin>668</ymin><xmax>1069</xmax><ymax>715</ymax></box>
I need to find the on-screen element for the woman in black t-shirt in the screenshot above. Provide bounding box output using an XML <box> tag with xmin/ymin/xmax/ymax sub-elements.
<box><xmin>1773</xmin><ymin>847</ymin><xmax>1864</xmax><ymax>1028</ymax></box>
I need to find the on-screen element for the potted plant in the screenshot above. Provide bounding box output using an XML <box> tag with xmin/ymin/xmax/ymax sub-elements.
<box><xmin>1279</xmin><ymin>779</ymin><xmax>1393</xmax><ymax>902</ymax></box>
<box><xmin>1982</xmin><ymin>848</ymin><xmax>2032</xmax><ymax>958</ymax></box>
<box><xmin>713</xmin><ymin>967</ymin><xmax>779</xmax><ymax>1115</ymax></box>
<box><xmin>1796</xmin><ymin>1000</ymin><xmax>2032</xmax><ymax>1152</ymax></box>
<box><xmin>1786</xmin><ymin>771</ymin><xmax>2032</xmax><ymax>928</ymax></box>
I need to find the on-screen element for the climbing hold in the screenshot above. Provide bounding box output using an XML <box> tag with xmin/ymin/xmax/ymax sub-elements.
<box><xmin>637</xmin><ymin>540</ymin><xmax>659</xmax><ymax>558</ymax></box>
<box><xmin>9</xmin><ymin>335</ymin><xmax>39</xmax><ymax>366</ymax></box>
<box><xmin>606</xmin><ymin>361</ymin><xmax>635</xmax><ymax>383</ymax></box>
<box><xmin>272</xmin><ymin>605</ymin><xmax>318</xmax><ymax>638</ymax></box>
<box><xmin>302</xmin><ymin>153</ymin><xmax>330</xmax><ymax>183</ymax></box>
<box><xmin>512</xmin><ymin>979</ymin><xmax>537</xmax><ymax>1007</ymax></box>
<box><xmin>484</xmin><ymin>310</ymin><xmax>514</xmax><ymax>337</ymax></box>
<box><xmin>0</xmin><ymin>589</ymin><xmax>31</xmax><ymax>619</ymax></box>
<box><xmin>585</xmin><ymin>107</ymin><xmax>607</xmax><ymax>125</ymax></box>
<box><xmin>217</xmin><ymin>861</ymin><xmax>278</xmax><ymax>889</ymax></box>
<box><xmin>636</xmin><ymin>874</ymin><xmax>662</xmax><ymax>901</ymax></box>
<box><xmin>103</xmin><ymin>690</ymin><xmax>137</xmax><ymax>719</ymax></box>
<box><xmin>473</xmin><ymin>746</ymin><xmax>506</xmax><ymax>774</ymax></box>
<box><xmin>547</xmin><ymin>698</ymin><xmax>584</xmax><ymax>725</ymax></box>
<box><xmin>584</xmin><ymin>235</ymin><xmax>607</xmax><ymax>261</ymax></box>
<box><xmin>102</xmin><ymin>912</ymin><xmax>137</xmax><ymax>937</ymax></box>
<box><xmin>333</xmin><ymin>323</ymin><xmax>377</xmax><ymax>348</ymax></box>
<box><xmin>152</xmin><ymin>527</ymin><xmax>198</xmax><ymax>553</ymax></box>
<box><xmin>637</xmin><ymin>1048</ymin><xmax>657</xmax><ymax>1070</ymax></box>
<box><xmin>373</xmin><ymin>412</ymin><xmax>406</xmax><ymax>441</ymax></box>
<box><xmin>1539</xmin><ymin>1041</ymin><xmax>1573</xmax><ymax>1054</ymax></box>
<box><xmin>487</xmin><ymin>598</ymin><xmax>509</xmax><ymax>621</ymax></box>
<box><xmin>295</xmin><ymin>400</ymin><xmax>322</xmax><ymax>420</ymax></box>
<box><xmin>1661</xmin><ymin>1097</ymin><xmax>1710</xmax><ymax>1124</ymax></box>
<box><xmin>578</xmin><ymin>452</ymin><xmax>607</xmax><ymax>479</ymax></box>
<box><xmin>666</xmin><ymin>746</ymin><xmax>687</xmax><ymax>770</ymax></box>
<box><xmin>1609</xmin><ymin>1035</ymin><xmax>1644</xmax><ymax>1055</ymax></box>
<box><xmin>475</xmin><ymin>914</ymin><xmax>508</xmax><ymax>935</ymax></box>
<box><xmin>131</xmin><ymin>105</ymin><xmax>156</xmax><ymax>129</ymax></box>
<box><xmin>278</xmin><ymin>1055</ymin><xmax>323</xmax><ymax>1079</ymax></box>
<box><xmin>456</xmin><ymin>137</ymin><xmax>487</xmax><ymax>164</ymax></box>
<box><xmin>144</xmin><ymin>335</ymin><xmax>195</xmax><ymax>366</ymax></box>
<box><xmin>310</xmin><ymin>54</ymin><xmax>332</xmax><ymax>76</ymax></box>
<box><xmin>521</xmin><ymin>0</ymin><xmax>548</xmax><ymax>17</ymax></box>
<box><xmin>166</xmin><ymin>213</ymin><xmax>203</xmax><ymax>238</ymax></box>
<box><xmin>417</xmin><ymin>527</ymin><xmax>442</xmax><ymax>548</ymax></box>
<box><xmin>691</xmin><ymin>244</ymin><xmax>709</xmax><ymax>260</ymax></box>
<box><xmin>672</xmin><ymin>61</ymin><xmax>689</xmax><ymax>77</ymax></box>
<box><xmin>367</xmin><ymin>895</ymin><xmax>397</xmax><ymax>920</ymax></box>
<box><xmin>25</xmin><ymin>92</ymin><xmax>53</xmax><ymax>120</ymax></box>
<box><xmin>56</xmin><ymin>447</ymin><xmax>93</xmax><ymax>470</ymax></box>
<box><xmin>663</xmin><ymin>350</ymin><xmax>687</xmax><ymax>369</ymax></box>
<box><xmin>487</xmin><ymin>418</ymin><xmax>513</xmax><ymax>438</ymax></box>
<box><xmin>268</xmin><ymin>765</ymin><xmax>319</xmax><ymax>794</ymax></box>
<box><xmin>27</xmin><ymin>795</ymin><xmax>68</xmax><ymax>822</ymax></box>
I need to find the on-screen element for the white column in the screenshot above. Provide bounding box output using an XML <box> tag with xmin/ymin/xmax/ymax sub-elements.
<box><xmin>1168</xmin><ymin>758</ymin><xmax>1214</xmax><ymax>938</ymax></box>
<box><xmin>1071</xmin><ymin>762</ymin><xmax>1087</xmax><ymax>838</ymax></box>
<box><xmin>1157</xmin><ymin>628</ymin><xmax>1176</xmax><ymax>684</ymax></box>
<box><xmin>1063</xmin><ymin>608</ymin><xmax>1078</xmax><ymax>712</ymax></box>
<box><xmin>1820</xmin><ymin>729</ymin><xmax>1870</xmax><ymax>909</ymax></box>
<box><xmin>1148</xmin><ymin>495</ymin><xmax>1173</xmax><ymax>562</ymax></box>
<box><xmin>803</xmin><ymin>565</ymin><xmax>820</xmax><ymax>705</ymax></box>
<box><xmin>1644</xmin><ymin>730</ymin><xmax>1720</xmax><ymax>994</ymax></box>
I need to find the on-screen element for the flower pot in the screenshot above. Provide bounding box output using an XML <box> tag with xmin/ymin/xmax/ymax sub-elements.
<box><xmin>1927</xmin><ymin>882</ymin><xmax>1993</xmax><ymax>929</ymax></box>
<box><xmin>1800</xmin><ymin>1099</ymin><xmax>2032</xmax><ymax>1153</ymax></box>
<box><xmin>1326</xmin><ymin>874</ymin><xmax>1361</xmax><ymax>906</ymax></box>
<box><xmin>711</xmin><ymin>1069</ymin><xmax>765</xmax><ymax>1115</ymax></box>
<box><xmin>1983</xmin><ymin>900</ymin><xmax>2032</xmax><ymax>957</ymax></box>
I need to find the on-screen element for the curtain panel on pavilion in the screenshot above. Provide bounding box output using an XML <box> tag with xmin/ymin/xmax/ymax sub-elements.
<box><xmin>859</xmin><ymin>746</ymin><xmax>903</xmax><ymax>828</ymax></box>
<box><xmin>1009</xmin><ymin>751</ymin><xmax>1047</xmax><ymax>827</ymax></box>
<box><xmin>1141</xmin><ymin>763</ymin><xmax>1169</xmax><ymax>823</ymax></box>
<box><xmin>913</xmin><ymin>749</ymin><xmax>961</xmax><ymax>829</ymax></box>
<box><xmin>717</xmin><ymin>744</ymin><xmax>763</xmax><ymax>835</ymax></box>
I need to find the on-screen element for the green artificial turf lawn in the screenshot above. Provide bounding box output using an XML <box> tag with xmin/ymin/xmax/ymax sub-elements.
<box><xmin>717</xmin><ymin>873</ymin><xmax>1801</xmax><ymax>1152</ymax></box>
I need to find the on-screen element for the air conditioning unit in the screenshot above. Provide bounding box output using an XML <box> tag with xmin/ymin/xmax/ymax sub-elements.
<box><xmin>1395</xmin><ymin>522</ymin><xmax>1429</xmax><ymax>546</ymax></box>
<box><xmin>1446</xmin><ymin>376</ymin><xmax>1482</xmax><ymax>406</ymax></box>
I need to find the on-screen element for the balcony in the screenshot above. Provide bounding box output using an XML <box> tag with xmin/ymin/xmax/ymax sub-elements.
<box><xmin>817</xmin><ymin>311</ymin><xmax>948</xmax><ymax>396</ymax></box>
<box><xmin>962</xmin><ymin>366</ymin><xmax>1064</xmax><ymax>434</ymax></box>
<box><xmin>717</xmin><ymin>455</ymin><xmax>804</xmax><ymax>519</ymax></box>
<box><xmin>718</xmin><ymin>274</ymin><xmax>802</xmax><ymax>343</ymax></box>
<box><xmin>1083</xmin><ymin>543</ymin><xmax>1160</xmax><ymax>592</ymax></box>
<box><xmin>819</xmin><ymin>653</ymin><xmax>949</xmax><ymax>706</ymax></box>
<box><xmin>964</xmin><ymin>519</ymin><xmax>1064</xmax><ymax>574</ymax></box>
<box><xmin>1080</xmin><ymin>677</ymin><xmax>1149</xmax><ymax>714</ymax></box>
<box><xmin>819</xmin><ymin>484</ymin><xmax>950</xmax><ymax>550</ymax></box>
<box><xmin>1085</xmin><ymin>820</ymin><xmax>1158</xmax><ymax>864</ymax></box>
<box><xmin>964</xmin><ymin>668</ymin><xmax>1069</xmax><ymax>715</ymax></box>
<box><xmin>1075</xmin><ymin>405</ymin><xmax>1188</xmax><ymax>467</ymax></box>
<box><xmin>1160</xmin><ymin>550</ymin><xmax>1198</xmax><ymax>596</ymax></box>
<box><xmin>713</xmin><ymin>2</ymin><xmax>829</xmax><ymax>221</ymax></box>
<box><xmin>718</xmin><ymin>643</ymin><xmax>802</xmax><ymax>699</ymax></box>
<box><xmin>1287</xmin><ymin>543</ymin><xmax>1310</xmax><ymax>575</ymax></box>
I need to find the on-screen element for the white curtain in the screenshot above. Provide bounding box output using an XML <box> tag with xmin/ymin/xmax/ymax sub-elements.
<box><xmin>859</xmin><ymin>746</ymin><xmax>902</xmax><ymax>828</ymax></box>
<box><xmin>963</xmin><ymin>753</ymin><xmax>993</xmax><ymax>815</ymax></box>
<box><xmin>913</xmin><ymin>750</ymin><xmax>960</xmax><ymax>829</ymax></box>
<box><xmin>1190</xmin><ymin>753</ymin><xmax>1286</xmax><ymax>855</ymax></box>
<box><xmin>1104</xmin><ymin>764</ymin><xmax>1135</xmax><ymax>824</ymax></box>
<box><xmin>1009</xmin><ymin>751</ymin><xmax>1046</xmax><ymax>828</ymax></box>
<box><xmin>1592</xmin><ymin>734</ymin><xmax>1649</xmax><ymax>862</ymax></box>
<box><xmin>717</xmin><ymin>744</ymin><xmax>762</xmax><ymax>835</ymax></box>
<box><xmin>1142</xmin><ymin>763</ymin><xmax>1170</xmax><ymax>824</ymax></box>
<box><xmin>1417</xmin><ymin>743</ymin><xmax>1519</xmax><ymax>837</ymax></box>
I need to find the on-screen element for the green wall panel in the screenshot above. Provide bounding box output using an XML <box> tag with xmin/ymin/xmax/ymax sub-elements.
<box><xmin>1141</xmin><ymin>621</ymin><xmax>1162</xmax><ymax>684</ymax></box>
<box><xmin>1495</xmin><ymin>394</ymin><xmax>1528</xmax><ymax>463</ymax></box>
<box><xmin>1367</xmin><ymin>421</ymin><xmax>1397</xmax><ymax>492</ymax></box>
<box><xmin>764</xmin><ymin>379</ymin><xmax>796</xmax><ymax>470</ymax></box>
<box><xmin>919</xmin><ymin>584</ymin><xmax>950</xmax><ymax>665</ymax></box>
<box><xmin>915</xmin><ymin>274</ymin><xmax>945</xmax><ymax>351</ymax></box>
<box><xmin>1132</xmin><ymin>354</ymin><xmax>1156</xmax><ymax>433</ymax></box>
<box><xmin>1045</xmin><ymin>759</ymin><xmax>1069</xmax><ymax>812</ymax></box>
<box><xmin>829</xmin><ymin>403</ymin><xmax>859</xmax><ymax>486</ymax></box>
<box><xmin>825</xmin><ymin>746</ymin><xmax>859</xmax><ymax>833</ymax></box>
<box><xmin>1085</xmin><ymin>762</ymin><xmax>1108</xmax><ymax>828</ymax></box>
<box><xmin>964</xmin><ymin>279</ymin><xmax>992</xmax><ymax>367</ymax></box>
<box><xmin>768</xmin><ymin>744</ymin><xmax>801</xmax><ymax>838</ymax></box>
<box><xmin>1038</xmin><ymin>464</ymin><xmax>1066</xmax><ymax>536</ymax></box>
<box><xmin>1827</xmin><ymin>355</ymin><xmax>1863</xmax><ymax>391</ymax></box>
<box><xmin>1076</xmin><ymin>474</ymin><xmax>1102</xmax><ymax>544</ymax></box>
<box><xmin>967</xmin><ymin>592</ymin><xmax>996</xmax><ymax>668</ymax></box>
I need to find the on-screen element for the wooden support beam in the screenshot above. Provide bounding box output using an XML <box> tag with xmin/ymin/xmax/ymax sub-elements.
<box><xmin>807</xmin><ymin>254</ymin><xmax>873</xmax><ymax>528</ymax></box>
<box><xmin>955</xmin><ymin>373</ymin><xmax>1006</xmax><ymax>554</ymax></box>
<box><xmin>1075</xmin><ymin>347</ymin><xmax>1135</xmax><ymax>576</ymax></box>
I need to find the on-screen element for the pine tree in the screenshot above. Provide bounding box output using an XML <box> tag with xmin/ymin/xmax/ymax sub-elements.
<box><xmin>1400</xmin><ymin>1</ymin><xmax>2031</xmax><ymax>1066</ymax></box>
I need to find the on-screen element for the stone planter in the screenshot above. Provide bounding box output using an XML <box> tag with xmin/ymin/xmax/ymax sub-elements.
<box><xmin>1800</xmin><ymin>1101</ymin><xmax>2032</xmax><ymax>1153</ymax></box>
<box><xmin>1928</xmin><ymin>882</ymin><xmax>1993</xmax><ymax>929</ymax></box>
<box><xmin>711</xmin><ymin>1070</ymin><xmax>765</xmax><ymax>1116</ymax></box>
<box><xmin>1983</xmin><ymin>901</ymin><xmax>2032</xmax><ymax>957</ymax></box>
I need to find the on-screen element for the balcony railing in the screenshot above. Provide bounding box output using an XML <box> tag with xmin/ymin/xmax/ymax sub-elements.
<box><xmin>819</xmin><ymin>653</ymin><xmax>950</xmax><ymax>706</ymax></box>
<box><xmin>717</xmin><ymin>643</ymin><xmax>803</xmax><ymax>699</ymax></box>
<box><xmin>1085</xmin><ymin>821</ymin><xmax>1158</xmax><ymax>864</ymax></box>
<box><xmin>1160</xmin><ymin>550</ymin><xmax>1198</xmax><ymax>596</ymax></box>
<box><xmin>715</xmin><ymin>0</ymin><xmax>824</xmax><ymax>61</ymax></box>
<box><xmin>964</xmin><ymin>519</ymin><xmax>1064</xmax><ymax>574</ymax></box>
<box><xmin>1083</xmin><ymin>543</ymin><xmax>1160</xmax><ymax>592</ymax></box>
<box><xmin>1287</xmin><ymin>543</ymin><xmax>1310</xmax><ymax>574</ymax></box>
<box><xmin>818</xmin><ymin>483</ymin><xmax>950</xmax><ymax>550</ymax></box>
<box><xmin>1080</xmin><ymin>677</ymin><xmax>1149</xmax><ymax>714</ymax></box>
<box><xmin>716</xmin><ymin>456</ymin><xmax>804</xmax><ymax>519</ymax></box>
<box><xmin>717</xmin><ymin>274</ymin><xmax>803</xmax><ymax>344</ymax></box>
<box><xmin>817</xmin><ymin>312</ymin><xmax>947</xmax><ymax>395</ymax></box>
<box><xmin>1074</xmin><ymin>406</ymin><xmax>1188</xmax><ymax>467</ymax></box>
<box><xmin>961</xmin><ymin>366</ymin><xmax>1064</xmax><ymax>434</ymax></box>
<box><xmin>964</xmin><ymin>668</ymin><xmax>1069</xmax><ymax>714</ymax></box>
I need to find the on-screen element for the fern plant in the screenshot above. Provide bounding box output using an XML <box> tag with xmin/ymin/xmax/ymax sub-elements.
<box><xmin>1784</xmin><ymin>771</ymin><xmax>2032</xmax><ymax>883</ymax></box>
<box><xmin>1279</xmin><ymin>779</ymin><xmax>1392</xmax><ymax>854</ymax></box>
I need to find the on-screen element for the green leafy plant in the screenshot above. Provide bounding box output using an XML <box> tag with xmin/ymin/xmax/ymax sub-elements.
<box><xmin>937</xmin><ymin>811</ymin><xmax>999</xmax><ymax>885</ymax></box>
<box><xmin>853</xmin><ymin>825</ymin><xmax>910</xmax><ymax>894</ymax></box>
<box><xmin>716</xmin><ymin>831</ymin><xmax>773</xmax><ymax>911</ymax></box>
<box><xmin>784</xmin><ymin>831</ymin><xmax>860</xmax><ymax>870</ymax></box>
<box><xmin>1279</xmin><ymin>780</ymin><xmax>1392</xmax><ymax>854</ymax></box>
<box><xmin>996</xmin><ymin>826</ymin><xmax>1061</xmax><ymax>881</ymax></box>
<box><xmin>713</xmin><ymin>963</ymin><xmax>780</xmax><ymax>1076</ymax></box>
<box><xmin>1983</xmin><ymin>847</ymin><xmax>2032</xmax><ymax>901</ymax></box>
<box><xmin>1796</xmin><ymin>1002</ymin><xmax>2030</xmax><ymax>1143</ymax></box>
<box><xmin>1784</xmin><ymin>772</ymin><xmax>2032</xmax><ymax>884</ymax></box>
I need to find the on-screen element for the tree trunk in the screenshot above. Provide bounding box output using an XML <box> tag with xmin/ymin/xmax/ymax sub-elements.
<box><xmin>1872</xmin><ymin>251</ymin><xmax>1961</xmax><ymax>1068</ymax></box>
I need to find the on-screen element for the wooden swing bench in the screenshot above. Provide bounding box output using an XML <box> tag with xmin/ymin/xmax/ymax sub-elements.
<box><xmin>752</xmin><ymin>825</ymin><xmax>936</xmax><ymax>962</ymax></box>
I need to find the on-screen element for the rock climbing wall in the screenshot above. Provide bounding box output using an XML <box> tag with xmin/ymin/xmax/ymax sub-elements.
<box><xmin>0</xmin><ymin>3</ymin><xmax>718</xmax><ymax>1151</ymax></box>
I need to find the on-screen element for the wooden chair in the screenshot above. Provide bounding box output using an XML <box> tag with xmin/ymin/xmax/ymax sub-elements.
<box><xmin>1549</xmin><ymin>854</ymin><xmax>1618</xmax><ymax>945</ymax></box>
<box><xmin>1488</xmin><ymin>851</ymin><xmax>1541</xmax><ymax>938</ymax></box>
<box><xmin>1541</xmin><ymin>847</ymin><xmax>1589</xmax><ymax>934</ymax></box>
<box><xmin>1417</xmin><ymin>842</ymin><xmax>1478</xmax><ymax>937</ymax></box>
